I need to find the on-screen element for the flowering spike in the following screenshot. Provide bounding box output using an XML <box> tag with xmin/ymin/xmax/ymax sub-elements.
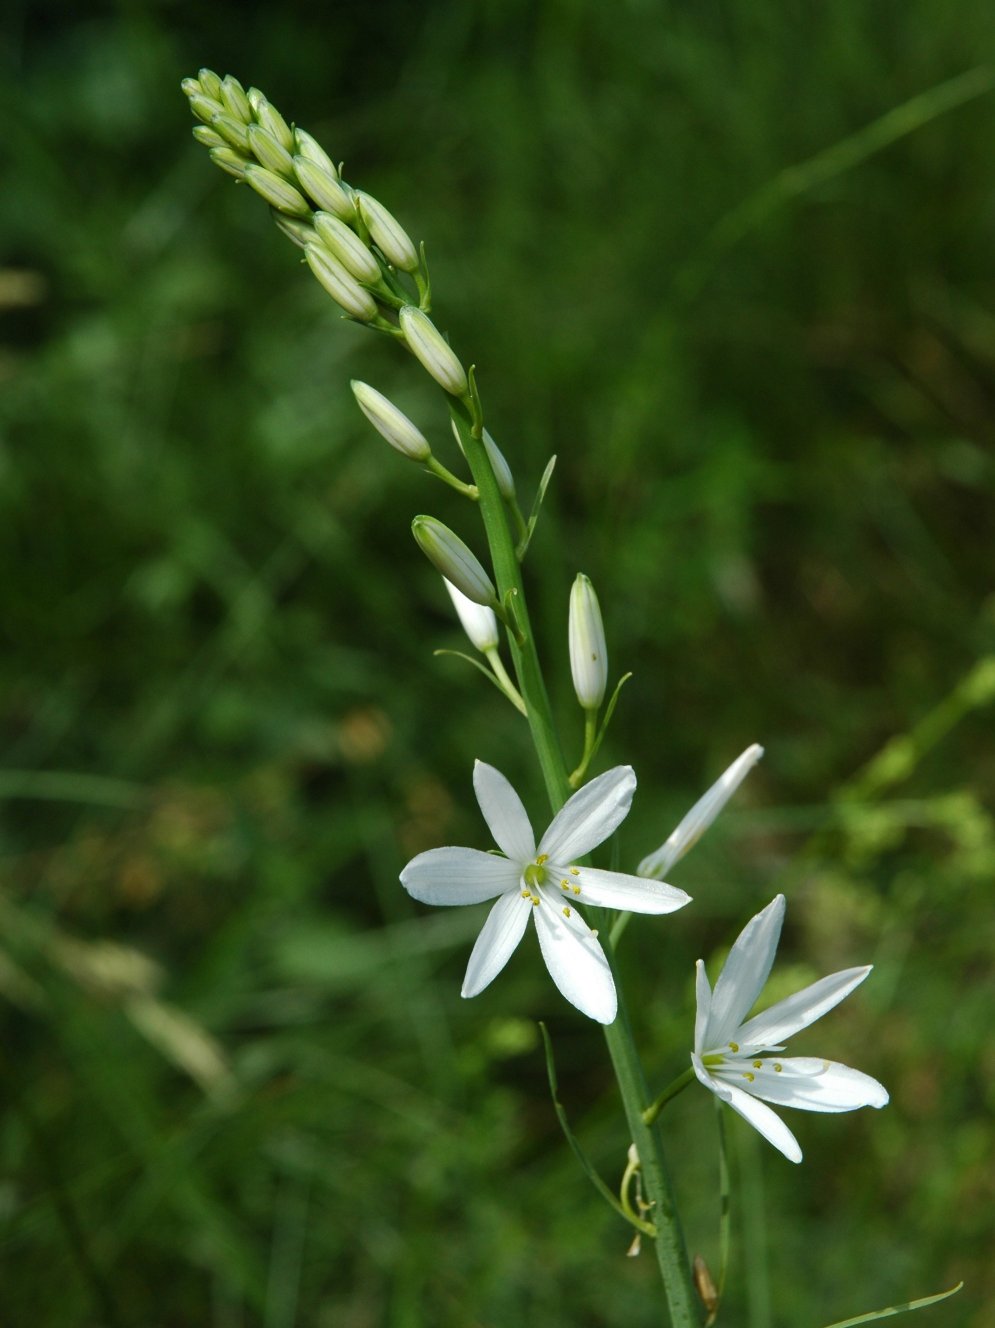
<box><xmin>304</xmin><ymin>246</ymin><xmax>378</xmax><ymax>322</ymax></box>
<box><xmin>351</xmin><ymin>381</ymin><xmax>432</xmax><ymax>461</ymax></box>
<box><xmin>569</xmin><ymin>574</ymin><xmax>608</xmax><ymax>710</ymax></box>
<box><xmin>314</xmin><ymin>213</ymin><xmax>381</xmax><ymax>285</ymax></box>
<box><xmin>356</xmin><ymin>192</ymin><xmax>419</xmax><ymax>273</ymax></box>
<box><xmin>412</xmin><ymin>517</ymin><xmax>496</xmax><ymax>607</ymax></box>
<box><xmin>293</xmin><ymin>156</ymin><xmax>356</xmax><ymax>221</ymax></box>
<box><xmin>399</xmin><ymin>306</ymin><xmax>468</xmax><ymax>397</ymax></box>
<box><xmin>248</xmin><ymin>123</ymin><xmax>295</xmax><ymax>178</ymax></box>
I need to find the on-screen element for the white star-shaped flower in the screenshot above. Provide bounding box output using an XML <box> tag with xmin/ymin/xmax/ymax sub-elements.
<box><xmin>692</xmin><ymin>894</ymin><xmax>889</xmax><ymax>1162</ymax></box>
<box><xmin>401</xmin><ymin>762</ymin><xmax>691</xmax><ymax>1023</ymax></box>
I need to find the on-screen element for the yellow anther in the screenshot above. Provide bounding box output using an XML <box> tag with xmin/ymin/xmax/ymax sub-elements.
<box><xmin>572</xmin><ymin>884</ymin><xmax>581</xmax><ymax>895</ymax></box>
<box><xmin>570</xmin><ymin>867</ymin><xmax>580</xmax><ymax>876</ymax></box>
<box><xmin>743</xmin><ymin>1071</ymin><xmax>755</xmax><ymax>1083</ymax></box>
<box><xmin>536</xmin><ymin>853</ymin><xmax>549</xmax><ymax>865</ymax></box>
<box><xmin>562</xmin><ymin>906</ymin><xmax>571</xmax><ymax>917</ymax></box>
<box><xmin>753</xmin><ymin>1060</ymin><xmax>763</xmax><ymax>1069</ymax></box>
<box><xmin>774</xmin><ymin>1063</ymin><xmax>783</xmax><ymax>1072</ymax></box>
<box><xmin>728</xmin><ymin>1042</ymin><xmax>739</xmax><ymax>1053</ymax></box>
<box><xmin>531</xmin><ymin>893</ymin><xmax>540</xmax><ymax>906</ymax></box>
<box><xmin>561</xmin><ymin>880</ymin><xmax>570</xmax><ymax>889</ymax></box>
<box><xmin>521</xmin><ymin>889</ymin><xmax>531</xmax><ymax>899</ymax></box>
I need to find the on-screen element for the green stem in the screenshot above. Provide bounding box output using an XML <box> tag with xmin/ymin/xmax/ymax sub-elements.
<box><xmin>643</xmin><ymin>1066</ymin><xmax>696</xmax><ymax>1126</ymax></box>
<box><xmin>452</xmin><ymin>400</ymin><xmax>701</xmax><ymax>1325</ymax></box>
<box><xmin>569</xmin><ymin>708</ymin><xmax>599</xmax><ymax>788</ymax></box>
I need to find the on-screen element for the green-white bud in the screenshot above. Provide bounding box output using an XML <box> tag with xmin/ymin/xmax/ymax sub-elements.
<box><xmin>444</xmin><ymin>578</ymin><xmax>500</xmax><ymax>653</ymax></box>
<box><xmin>209</xmin><ymin>147</ymin><xmax>250</xmax><ymax>181</ymax></box>
<box><xmin>248</xmin><ymin>123</ymin><xmax>295</xmax><ymax>178</ymax></box>
<box><xmin>356</xmin><ymin>192</ymin><xmax>419</xmax><ymax>273</ymax></box>
<box><xmin>398</xmin><ymin>306</ymin><xmax>468</xmax><ymax>397</ymax></box>
<box><xmin>294</xmin><ymin>128</ymin><xmax>339</xmax><ymax>180</ymax></box>
<box><xmin>188</xmin><ymin>92</ymin><xmax>226</xmax><ymax>126</ymax></box>
<box><xmin>293</xmin><ymin>157</ymin><xmax>356</xmax><ymax>221</ymax></box>
<box><xmin>351</xmin><ymin>381</ymin><xmax>432</xmax><ymax>461</ymax></box>
<box><xmin>220</xmin><ymin>74</ymin><xmax>252</xmax><ymax>124</ymax></box>
<box><xmin>568</xmin><ymin>574</ymin><xmax>607</xmax><ymax>710</ymax></box>
<box><xmin>314</xmin><ymin>213</ymin><xmax>381</xmax><ymax>285</ymax></box>
<box><xmin>244</xmin><ymin>164</ymin><xmax>312</xmax><ymax>217</ymax></box>
<box><xmin>192</xmin><ymin>124</ymin><xmax>227</xmax><ymax>149</ymax></box>
<box><xmin>412</xmin><ymin>517</ymin><xmax>496</xmax><ymax>607</ymax></box>
<box><xmin>251</xmin><ymin>93</ymin><xmax>294</xmax><ymax>153</ymax></box>
<box><xmin>637</xmin><ymin>744</ymin><xmax>764</xmax><ymax>880</ymax></box>
<box><xmin>181</xmin><ymin>77</ymin><xmax>203</xmax><ymax>100</ymax></box>
<box><xmin>451</xmin><ymin>422</ymin><xmax>516</xmax><ymax>500</ymax></box>
<box><xmin>305</xmin><ymin>245</ymin><xmax>378</xmax><ymax>321</ymax></box>
<box><xmin>271</xmin><ymin>211</ymin><xmax>317</xmax><ymax>249</ymax></box>
<box><xmin>210</xmin><ymin>112</ymin><xmax>251</xmax><ymax>153</ymax></box>
<box><xmin>197</xmin><ymin>68</ymin><xmax>223</xmax><ymax>101</ymax></box>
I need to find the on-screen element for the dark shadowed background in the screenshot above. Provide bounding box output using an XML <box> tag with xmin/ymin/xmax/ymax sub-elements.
<box><xmin>1</xmin><ymin>2</ymin><xmax>993</xmax><ymax>1325</ymax></box>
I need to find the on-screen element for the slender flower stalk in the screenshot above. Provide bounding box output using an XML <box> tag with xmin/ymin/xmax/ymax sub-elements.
<box><xmin>688</xmin><ymin>894</ymin><xmax>889</xmax><ymax>1162</ymax></box>
<box><xmin>401</xmin><ymin>763</ymin><xmax>690</xmax><ymax>1022</ymax></box>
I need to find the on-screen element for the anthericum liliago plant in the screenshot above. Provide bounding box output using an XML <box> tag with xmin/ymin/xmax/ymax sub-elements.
<box><xmin>180</xmin><ymin>68</ymin><xmax>963</xmax><ymax>1328</ymax></box>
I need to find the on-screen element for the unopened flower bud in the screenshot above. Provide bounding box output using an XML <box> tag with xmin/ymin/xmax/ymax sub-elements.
<box><xmin>412</xmin><ymin>517</ymin><xmax>496</xmax><ymax>607</ymax></box>
<box><xmin>444</xmin><ymin>578</ymin><xmax>500</xmax><ymax>653</ymax></box>
<box><xmin>314</xmin><ymin>213</ymin><xmax>381</xmax><ymax>285</ymax></box>
<box><xmin>399</xmin><ymin>306</ymin><xmax>468</xmax><ymax>397</ymax></box>
<box><xmin>351</xmin><ymin>381</ymin><xmax>431</xmax><ymax>461</ymax></box>
<box><xmin>210</xmin><ymin>147</ymin><xmax>250</xmax><ymax>180</ymax></box>
<box><xmin>244</xmin><ymin>164</ymin><xmax>311</xmax><ymax>217</ymax></box>
<box><xmin>187</xmin><ymin>92</ymin><xmax>225</xmax><ymax>126</ymax></box>
<box><xmin>192</xmin><ymin>125</ymin><xmax>226</xmax><ymax>149</ymax></box>
<box><xmin>248</xmin><ymin>123</ymin><xmax>294</xmax><ymax>178</ymax></box>
<box><xmin>181</xmin><ymin>76</ymin><xmax>203</xmax><ymax>100</ymax></box>
<box><xmin>637</xmin><ymin>743</ymin><xmax>764</xmax><ymax>880</ymax></box>
<box><xmin>305</xmin><ymin>245</ymin><xmax>378</xmax><ymax>321</ymax></box>
<box><xmin>293</xmin><ymin>157</ymin><xmax>356</xmax><ymax>221</ymax></box>
<box><xmin>568</xmin><ymin>574</ymin><xmax>607</xmax><ymax>710</ymax></box>
<box><xmin>210</xmin><ymin>112</ymin><xmax>251</xmax><ymax>153</ymax></box>
<box><xmin>294</xmin><ymin>128</ymin><xmax>339</xmax><ymax>180</ymax></box>
<box><xmin>356</xmin><ymin>192</ymin><xmax>419</xmax><ymax>273</ymax></box>
<box><xmin>220</xmin><ymin>74</ymin><xmax>252</xmax><ymax>124</ymax></box>
<box><xmin>250</xmin><ymin>93</ymin><xmax>294</xmax><ymax>153</ymax></box>
<box><xmin>271</xmin><ymin>211</ymin><xmax>317</xmax><ymax>249</ymax></box>
<box><xmin>197</xmin><ymin>68</ymin><xmax>223</xmax><ymax>101</ymax></box>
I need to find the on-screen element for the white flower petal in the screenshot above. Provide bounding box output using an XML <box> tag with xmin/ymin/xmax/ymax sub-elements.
<box><xmin>737</xmin><ymin>965</ymin><xmax>872</xmax><ymax>1048</ymax></box>
<box><xmin>691</xmin><ymin>1050</ymin><xmax>726</xmax><ymax>1098</ymax></box>
<box><xmin>744</xmin><ymin>1057</ymin><xmax>890</xmax><ymax>1113</ymax></box>
<box><xmin>639</xmin><ymin>743</ymin><xmax>764</xmax><ymax>879</ymax></box>
<box><xmin>705</xmin><ymin>895</ymin><xmax>785</xmax><ymax>1050</ymax></box>
<box><xmin>538</xmin><ymin>766</ymin><xmax>636</xmax><ymax>863</ymax></box>
<box><xmin>720</xmin><ymin>1079</ymin><xmax>803</xmax><ymax>1163</ymax></box>
<box><xmin>472</xmin><ymin>761</ymin><xmax>536</xmax><ymax>862</ymax></box>
<box><xmin>694</xmin><ymin>961</ymin><xmax>713</xmax><ymax>1056</ymax></box>
<box><xmin>400</xmin><ymin>846</ymin><xmax>521</xmax><ymax>905</ymax></box>
<box><xmin>559</xmin><ymin>865</ymin><xmax>690</xmax><ymax>915</ymax></box>
<box><xmin>533</xmin><ymin>895</ymin><xmax>616</xmax><ymax>1023</ymax></box>
<box><xmin>461</xmin><ymin>891</ymin><xmax>532</xmax><ymax>997</ymax></box>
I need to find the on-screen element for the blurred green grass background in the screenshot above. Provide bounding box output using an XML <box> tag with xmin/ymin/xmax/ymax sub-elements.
<box><xmin>2</xmin><ymin>2</ymin><xmax>994</xmax><ymax>1325</ymax></box>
